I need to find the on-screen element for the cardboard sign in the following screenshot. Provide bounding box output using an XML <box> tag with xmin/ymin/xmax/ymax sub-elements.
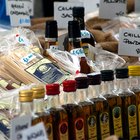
<box><xmin>99</xmin><ymin>0</ymin><xmax>127</xmax><ymax>19</ymax></box>
<box><xmin>10</xmin><ymin>115</ymin><xmax>32</xmax><ymax>140</ymax></box>
<box><xmin>54</xmin><ymin>2</ymin><xmax>83</xmax><ymax>29</ymax></box>
<box><xmin>135</xmin><ymin>0</ymin><xmax>140</xmax><ymax>12</ymax></box>
<box><xmin>118</xmin><ymin>28</ymin><xmax>140</xmax><ymax>57</ymax></box>
<box><xmin>21</xmin><ymin>123</ymin><xmax>48</xmax><ymax>140</ymax></box>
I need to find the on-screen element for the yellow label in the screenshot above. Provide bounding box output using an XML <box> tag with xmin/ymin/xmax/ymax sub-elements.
<box><xmin>87</xmin><ymin>115</ymin><xmax>97</xmax><ymax>140</ymax></box>
<box><xmin>75</xmin><ymin>118</ymin><xmax>85</xmax><ymax>140</ymax></box>
<box><xmin>81</xmin><ymin>43</ymin><xmax>89</xmax><ymax>56</ymax></box>
<box><xmin>46</xmin><ymin>123</ymin><xmax>53</xmax><ymax>140</ymax></box>
<box><xmin>100</xmin><ymin>112</ymin><xmax>110</xmax><ymax>139</ymax></box>
<box><xmin>59</xmin><ymin>121</ymin><xmax>68</xmax><ymax>140</ymax></box>
<box><xmin>113</xmin><ymin>107</ymin><xmax>123</xmax><ymax>137</ymax></box>
<box><xmin>128</xmin><ymin>105</ymin><xmax>138</xmax><ymax>139</ymax></box>
<box><xmin>138</xmin><ymin>104</ymin><xmax>140</xmax><ymax>135</ymax></box>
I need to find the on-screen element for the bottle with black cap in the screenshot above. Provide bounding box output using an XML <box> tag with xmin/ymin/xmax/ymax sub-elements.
<box><xmin>73</xmin><ymin>7</ymin><xmax>95</xmax><ymax>56</ymax></box>
<box><xmin>75</xmin><ymin>76</ymin><xmax>97</xmax><ymax>140</ymax></box>
<box><xmin>62</xmin><ymin>80</ymin><xmax>85</xmax><ymax>140</ymax></box>
<box><xmin>68</xmin><ymin>20</ymin><xmax>90</xmax><ymax>74</ymax></box>
<box><xmin>44</xmin><ymin>20</ymin><xmax>58</xmax><ymax>52</ymax></box>
<box><xmin>88</xmin><ymin>73</ymin><xmax>110</xmax><ymax>140</ymax></box>
<box><xmin>114</xmin><ymin>68</ymin><xmax>138</xmax><ymax>140</ymax></box>
<box><xmin>101</xmin><ymin>70</ymin><xmax>123</xmax><ymax>138</ymax></box>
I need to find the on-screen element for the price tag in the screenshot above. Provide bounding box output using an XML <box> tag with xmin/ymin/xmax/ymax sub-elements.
<box><xmin>10</xmin><ymin>115</ymin><xmax>32</xmax><ymax>140</ymax></box>
<box><xmin>54</xmin><ymin>2</ymin><xmax>83</xmax><ymax>29</ymax></box>
<box><xmin>21</xmin><ymin>123</ymin><xmax>48</xmax><ymax>140</ymax></box>
<box><xmin>118</xmin><ymin>28</ymin><xmax>140</xmax><ymax>57</ymax></box>
<box><xmin>135</xmin><ymin>0</ymin><xmax>140</xmax><ymax>12</ymax></box>
<box><xmin>21</xmin><ymin>53</ymin><xmax>36</xmax><ymax>65</ymax></box>
<box><xmin>70</xmin><ymin>48</ymin><xmax>85</xmax><ymax>57</ymax></box>
<box><xmin>81</xmin><ymin>30</ymin><xmax>90</xmax><ymax>39</ymax></box>
<box><xmin>99</xmin><ymin>0</ymin><xmax>126</xmax><ymax>19</ymax></box>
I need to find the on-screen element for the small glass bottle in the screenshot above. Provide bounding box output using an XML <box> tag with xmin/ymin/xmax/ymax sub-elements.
<box><xmin>62</xmin><ymin>80</ymin><xmax>85</xmax><ymax>140</ymax></box>
<box><xmin>128</xmin><ymin>65</ymin><xmax>140</xmax><ymax>136</ymax></box>
<box><xmin>100</xmin><ymin>70</ymin><xmax>123</xmax><ymax>137</ymax></box>
<box><xmin>31</xmin><ymin>85</ymin><xmax>53</xmax><ymax>140</ymax></box>
<box><xmin>114</xmin><ymin>68</ymin><xmax>138</xmax><ymax>140</ymax></box>
<box><xmin>75</xmin><ymin>76</ymin><xmax>98</xmax><ymax>140</ymax></box>
<box><xmin>46</xmin><ymin>83</ymin><xmax>69</xmax><ymax>140</ymax></box>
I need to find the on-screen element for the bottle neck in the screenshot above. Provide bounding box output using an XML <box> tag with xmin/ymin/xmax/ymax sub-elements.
<box><xmin>74</xmin><ymin>17</ymin><xmax>85</xmax><ymax>30</ymax></box>
<box><xmin>20</xmin><ymin>102</ymin><xmax>32</xmax><ymax>116</ymax></box>
<box><xmin>69</xmin><ymin>38</ymin><xmax>81</xmax><ymax>49</ymax></box>
<box><xmin>101</xmin><ymin>81</ymin><xmax>114</xmax><ymax>95</ymax></box>
<box><xmin>33</xmin><ymin>98</ymin><xmax>45</xmax><ymax>113</ymax></box>
<box><xmin>76</xmin><ymin>88</ymin><xmax>88</xmax><ymax>102</ymax></box>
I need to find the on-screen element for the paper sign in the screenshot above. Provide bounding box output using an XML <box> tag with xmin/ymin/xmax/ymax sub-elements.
<box><xmin>21</xmin><ymin>123</ymin><xmax>48</xmax><ymax>140</ymax></box>
<box><xmin>118</xmin><ymin>28</ymin><xmax>140</xmax><ymax>57</ymax></box>
<box><xmin>54</xmin><ymin>2</ymin><xmax>83</xmax><ymax>29</ymax></box>
<box><xmin>10</xmin><ymin>115</ymin><xmax>32</xmax><ymax>140</ymax></box>
<box><xmin>135</xmin><ymin>0</ymin><xmax>140</xmax><ymax>12</ymax></box>
<box><xmin>99</xmin><ymin>0</ymin><xmax>127</xmax><ymax>19</ymax></box>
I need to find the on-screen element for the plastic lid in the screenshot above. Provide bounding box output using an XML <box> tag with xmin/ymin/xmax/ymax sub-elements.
<box><xmin>68</xmin><ymin>20</ymin><xmax>81</xmax><ymax>38</ymax></box>
<box><xmin>46</xmin><ymin>83</ymin><xmax>60</xmax><ymax>95</ymax></box>
<box><xmin>128</xmin><ymin>65</ymin><xmax>140</xmax><ymax>76</ymax></box>
<box><xmin>101</xmin><ymin>70</ymin><xmax>114</xmax><ymax>81</ymax></box>
<box><xmin>45</xmin><ymin>20</ymin><xmax>58</xmax><ymax>38</ymax></box>
<box><xmin>115</xmin><ymin>68</ymin><xmax>129</xmax><ymax>79</ymax></box>
<box><xmin>87</xmin><ymin>73</ymin><xmax>101</xmax><ymax>85</ymax></box>
<box><xmin>63</xmin><ymin>80</ymin><xmax>76</xmax><ymax>92</ymax></box>
<box><xmin>73</xmin><ymin>7</ymin><xmax>85</xmax><ymax>17</ymax></box>
<box><xmin>75</xmin><ymin>77</ymin><xmax>88</xmax><ymax>89</ymax></box>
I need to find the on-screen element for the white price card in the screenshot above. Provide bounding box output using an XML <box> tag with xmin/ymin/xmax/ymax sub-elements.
<box><xmin>54</xmin><ymin>2</ymin><xmax>83</xmax><ymax>29</ymax></box>
<box><xmin>135</xmin><ymin>0</ymin><xmax>140</xmax><ymax>12</ymax></box>
<box><xmin>10</xmin><ymin>115</ymin><xmax>32</xmax><ymax>140</ymax></box>
<box><xmin>21</xmin><ymin>123</ymin><xmax>48</xmax><ymax>140</ymax></box>
<box><xmin>99</xmin><ymin>0</ymin><xmax>127</xmax><ymax>19</ymax></box>
<box><xmin>118</xmin><ymin>28</ymin><xmax>140</xmax><ymax>57</ymax></box>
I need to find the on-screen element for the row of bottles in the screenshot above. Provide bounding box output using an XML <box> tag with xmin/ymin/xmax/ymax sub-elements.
<box><xmin>16</xmin><ymin>66</ymin><xmax>140</xmax><ymax>140</ymax></box>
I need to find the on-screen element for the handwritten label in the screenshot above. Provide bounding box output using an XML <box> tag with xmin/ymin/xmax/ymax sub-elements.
<box><xmin>21</xmin><ymin>123</ymin><xmax>48</xmax><ymax>140</ymax></box>
<box><xmin>54</xmin><ymin>2</ymin><xmax>83</xmax><ymax>29</ymax></box>
<box><xmin>118</xmin><ymin>28</ymin><xmax>140</xmax><ymax>57</ymax></box>
<box><xmin>99</xmin><ymin>0</ymin><xmax>126</xmax><ymax>19</ymax></box>
<box><xmin>10</xmin><ymin>115</ymin><xmax>31</xmax><ymax>140</ymax></box>
<box><xmin>70</xmin><ymin>48</ymin><xmax>86</xmax><ymax>57</ymax></box>
<box><xmin>135</xmin><ymin>0</ymin><xmax>140</xmax><ymax>12</ymax></box>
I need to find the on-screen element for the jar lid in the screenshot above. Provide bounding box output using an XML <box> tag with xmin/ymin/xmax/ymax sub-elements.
<box><xmin>63</xmin><ymin>80</ymin><xmax>76</xmax><ymax>92</ymax></box>
<box><xmin>115</xmin><ymin>68</ymin><xmax>129</xmax><ymax>79</ymax></box>
<box><xmin>101</xmin><ymin>70</ymin><xmax>114</xmax><ymax>81</ymax></box>
<box><xmin>87</xmin><ymin>73</ymin><xmax>101</xmax><ymax>85</ymax></box>
<box><xmin>46</xmin><ymin>83</ymin><xmax>60</xmax><ymax>95</ymax></box>
<box><xmin>75</xmin><ymin>77</ymin><xmax>88</xmax><ymax>89</ymax></box>
<box><xmin>128</xmin><ymin>65</ymin><xmax>140</xmax><ymax>76</ymax></box>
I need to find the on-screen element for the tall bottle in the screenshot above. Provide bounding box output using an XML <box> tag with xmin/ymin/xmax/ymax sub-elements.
<box><xmin>68</xmin><ymin>20</ymin><xmax>90</xmax><ymax>74</ymax></box>
<box><xmin>46</xmin><ymin>83</ymin><xmax>69</xmax><ymax>140</ymax></box>
<box><xmin>75</xmin><ymin>76</ymin><xmax>98</xmax><ymax>140</ymax></box>
<box><xmin>114</xmin><ymin>68</ymin><xmax>138</xmax><ymax>139</ymax></box>
<box><xmin>100</xmin><ymin>70</ymin><xmax>123</xmax><ymax>137</ymax></box>
<box><xmin>31</xmin><ymin>85</ymin><xmax>53</xmax><ymax>140</ymax></box>
<box><xmin>62</xmin><ymin>80</ymin><xmax>85</xmax><ymax>140</ymax></box>
<box><xmin>88</xmin><ymin>73</ymin><xmax>110</xmax><ymax>140</ymax></box>
<box><xmin>128</xmin><ymin>65</ymin><xmax>140</xmax><ymax>136</ymax></box>
<box><xmin>72</xmin><ymin>7</ymin><xmax>95</xmax><ymax>56</ymax></box>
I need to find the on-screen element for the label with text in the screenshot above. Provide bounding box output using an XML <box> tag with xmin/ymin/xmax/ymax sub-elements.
<box><xmin>70</xmin><ymin>48</ymin><xmax>85</xmax><ymax>57</ymax></box>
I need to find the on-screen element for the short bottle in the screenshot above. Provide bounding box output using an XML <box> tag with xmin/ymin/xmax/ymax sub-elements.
<box><xmin>46</xmin><ymin>83</ymin><xmax>69</xmax><ymax>140</ymax></box>
<box><xmin>100</xmin><ymin>70</ymin><xmax>123</xmax><ymax>137</ymax></box>
<box><xmin>31</xmin><ymin>85</ymin><xmax>53</xmax><ymax>140</ymax></box>
<box><xmin>114</xmin><ymin>68</ymin><xmax>138</xmax><ymax>140</ymax></box>
<box><xmin>62</xmin><ymin>80</ymin><xmax>85</xmax><ymax>140</ymax></box>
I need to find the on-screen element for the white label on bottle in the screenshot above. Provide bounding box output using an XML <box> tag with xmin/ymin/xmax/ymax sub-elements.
<box><xmin>10</xmin><ymin>115</ymin><xmax>31</xmax><ymax>140</ymax></box>
<box><xmin>81</xmin><ymin>30</ymin><xmax>90</xmax><ymax>39</ymax></box>
<box><xmin>21</xmin><ymin>123</ymin><xmax>48</xmax><ymax>140</ymax></box>
<box><xmin>21</xmin><ymin>53</ymin><xmax>36</xmax><ymax>64</ymax></box>
<box><xmin>70</xmin><ymin>48</ymin><xmax>85</xmax><ymax>57</ymax></box>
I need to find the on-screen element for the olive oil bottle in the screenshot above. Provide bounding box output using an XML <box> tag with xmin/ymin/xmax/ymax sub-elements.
<box><xmin>100</xmin><ymin>70</ymin><xmax>123</xmax><ymax>137</ymax></box>
<box><xmin>88</xmin><ymin>73</ymin><xmax>110</xmax><ymax>140</ymax></box>
<box><xmin>114</xmin><ymin>68</ymin><xmax>138</xmax><ymax>140</ymax></box>
<box><xmin>62</xmin><ymin>80</ymin><xmax>85</xmax><ymax>140</ymax></box>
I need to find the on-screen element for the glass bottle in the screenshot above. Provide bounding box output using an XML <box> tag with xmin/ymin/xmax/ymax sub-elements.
<box><xmin>128</xmin><ymin>65</ymin><xmax>140</xmax><ymax>136</ymax></box>
<box><xmin>31</xmin><ymin>85</ymin><xmax>53</xmax><ymax>140</ymax></box>
<box><xmin>114</xmin><ymin>68</ymin><xmax>138</xmax><ymax>140</ymax></box>
<box><xmin>100</xmin><ymin>70</ymin><xmax>123</xmax><ymax>137</ymax></box>
<box><xmin>62</xmin><ymin>80</ymin><xmax>85</xmax><ymax>140</ymax></box>
<box><xmin>68</xmin><ymin>20</ymin><xmax>90</xmax><ymax>74</ymax></box>
<box><xmin>46</xmin><ymin>83</ymin><xmax>69</xmax><ymax>140</ymax></box>
<box><xmin>75</xmin><ymin>76</ymin><xmax>98</xmax><ymax>140</ymax></box>
<box><xmin>72</xmin><ymin>7</ymin><xmax>95</xmax><ymax>56</ymax></box>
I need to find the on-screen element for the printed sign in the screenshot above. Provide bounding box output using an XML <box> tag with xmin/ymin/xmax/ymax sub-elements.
<box><xmin>135</xmin><ymin>0</ymin><xmax>140</xmax><ymax>12</ymax></box>
<box><xmin>99</xmin><ymin>0</ymin><xmax>127</xmax><ymax>19</ymax></box>
<box><xmin>54</xmin><ymin>2</ymin><xmax>83</xmax><ymax>29</ymax></box>
<box><xmin>118</xmin><ymin>28</ymin><xmax>140</xmax><ymax>57</ymax></box>
<box><xmin>21</xmin><ymin>123</ymin><xmax>48</xmax><ymax>140</ymax></box>
<box><xmin>10</xmin><ymin>115</ymin><xmax>32</xmax><ymax>140</ymax></box>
